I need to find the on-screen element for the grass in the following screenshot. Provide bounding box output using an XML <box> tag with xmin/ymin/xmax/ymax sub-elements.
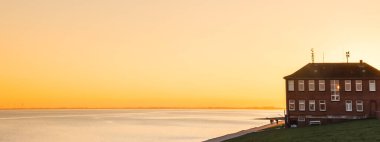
<box><xmin>224</xmin><ymin>119</ymin><xmax>380</xmax><ymax>142</ymax></box>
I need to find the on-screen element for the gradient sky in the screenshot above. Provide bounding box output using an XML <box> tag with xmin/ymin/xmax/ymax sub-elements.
<box><xmin>2</xmin><ymin>0</ymin><xmax>380</xmax><ymax>108</ymax></box>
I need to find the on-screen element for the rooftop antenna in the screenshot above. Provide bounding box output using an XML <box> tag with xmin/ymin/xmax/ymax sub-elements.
<box><xmin>346</xmin><ymin>51</ymin><xmax>350</xmax><ymax>63</ymax></box>
<box><xmin>311</xmin><ymin>48</ymin><xmax>315</xmax><ymax>63</ymax></box>
<box><xmin>323</xmin><ymin>52</ymin><xmax>325</xmax><ymax>63</ymax></box>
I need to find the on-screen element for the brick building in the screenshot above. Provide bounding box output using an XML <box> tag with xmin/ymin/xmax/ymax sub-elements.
<box><xmin>284</xmin><ymin>60</ymin><xmax>380</xmax><ymax>127</ymax></box>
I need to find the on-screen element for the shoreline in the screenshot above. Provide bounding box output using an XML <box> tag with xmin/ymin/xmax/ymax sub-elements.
<box><xmin>204</xmin><ymin>121</ymin><xmax>284</xmax><ymax>142</ymax></box>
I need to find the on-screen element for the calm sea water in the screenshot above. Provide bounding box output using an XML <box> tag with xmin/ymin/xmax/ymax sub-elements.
<box><xmin>0</xmin><ymin>109</ymin><xmax>282</xmax><ymax>142</ymax></box>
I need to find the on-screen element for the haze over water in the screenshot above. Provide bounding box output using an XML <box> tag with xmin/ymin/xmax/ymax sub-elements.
<box><xmin>0</xmin><ymin>109</ymin><xmax>282</xmax><ymax>142</ymax></box>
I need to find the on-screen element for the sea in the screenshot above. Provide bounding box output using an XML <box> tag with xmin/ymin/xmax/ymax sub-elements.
<box><xmin>0</xmin><ymin>109</ymin><xmax>282</xmax><ymax>142</ymax></box>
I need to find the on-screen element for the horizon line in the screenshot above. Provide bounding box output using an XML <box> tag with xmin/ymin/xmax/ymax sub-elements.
<box><xmin>0</xmin><ymin>106</ymin><xmax>285</xmax><ymax>110</ymax></box>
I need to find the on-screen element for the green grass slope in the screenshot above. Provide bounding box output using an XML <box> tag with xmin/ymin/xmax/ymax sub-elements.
<box><xmin>225</xmin><ymin>119</ymin><xmax>380</xmax><ymax>142</ymax></box>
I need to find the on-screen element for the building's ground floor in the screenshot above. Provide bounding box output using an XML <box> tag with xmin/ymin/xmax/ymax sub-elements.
<box><xmin>286</xmin><ymin>113</ymin><xmax>380</xmax><ymax>127</ymax></box>
<box><xmin>285</xmin><ymin>98</ymin><xmax>380</xmax><ymax>127</ymax></box>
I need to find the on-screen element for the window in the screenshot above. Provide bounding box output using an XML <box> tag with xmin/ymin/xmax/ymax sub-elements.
<box><xmin>356</xmin><ymin>80</ymin><xmax>362</xmax><ymax>91</ymax></box>
<box><xmin>298</xmin><ymin>80</ymin><xmax>304</xmax><ymax>91</ymax></box>
<box><xmin>331</xmin><ymin>80</ymin><xmax>340</xmax><ymax>101</ymax></box>
<box><xmin>330</xmin><ymin>80</ymin><xmax>340</xmax><ymax>91</ymax></box>
<box><xmin>319</xmin><ymin>80</ymin><xmax>325</xmax><ymax>91</ymax></box>
<box><xmin>346</xmin><ymin>100</ymin><xmax>352</xmax><ymax>111</ymax></box>
<box><xmin>370</xmin><ymin>80</ymin><xmax>376</xmax><ymax>92</ymax></box>
<box><xmin>298</xmin><ymin>116</ymin><xmax>305</xmax><ymax>122</ymax></box>
<box><xmin>345</xmin><ymin>80</ymin><xmax>351</xmax><ymax>91</ymax></box>
<box><xmin>288</xmin><ymin>80</ymin><xmax>294</xmax><ymax>91</ymax></box>
<box><xmin>289</xmin><ymin>100</ymin><xmax>295</xmax><ymax>111</ymax></box>
<box><xmin>356</xmin><ymin>100</ymin><xmax>363</xmax><ymax>112</ymax></box>
<box><xmin>319</xmin><ymin>100</ymin><xmax>326</xmax><ymax>111</ymax></box>
<box><xmin>309</xmin><ymin>100</ymin><xmax>315</xmax><ymax>111</ymax></box>
<box><xmin>299</xmin><ymin>100</ymin><xmax>305</xmax><ymax>111</ymax></box>
<box><xmin>309</xmin><ymin>80</ymin><xmax>315</xmax><ymax>91</ymax></box>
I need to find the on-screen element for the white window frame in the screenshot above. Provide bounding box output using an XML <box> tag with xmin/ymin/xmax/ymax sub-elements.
<box><xmin>298</xmin><ymin>80</ymin><xmax>304</xmax><ymax>91</ymax></box>
<box><xmin>299</xmin><ymin>100</ymin><xmax>305</xmax><ymax>111</ymax></box>
<box><xmin>356</xmin><ymin>80</ymin><xmax>362</xmax><ymax>91</ymax></box>
<box><xmin>370</xmin><ymin>80</ymin><xmax>376</xmax><ymax>92</ymax></box>
<box><xmin>289</xmin><ymin>100</ymin><xmax>295</xmax><ymax>111</ymax></box>
<box><xmin>356</xmin><ymin>100</ymin><xmax>363</xmax><ymax>112</ymax></box>
<box><xmin>330</xmin><ymin>80</ymin><xmax>340</xmax><ymax>91</ymax></box>
<box><xmin>345</xmin><ymin>100</ymin><xmax>352</xmax><ymax>111</ymax></box>
<box><xmin>309</xmin><ymin>100</ymin><xmax>315</xmax><ymax>111</ymax></box>
<box><xmin>319</xmin><ymin>80</ymin><xmax>325</xmax><ymax>91</ymax></box>
<box><xmin>298</xmin><ymin>116</ymin><xmax>305</xmax><ymax>122</ymax></box>
<box><xmin>345</xmin><ymin>80</ymin><xmax>351</xmax><ymax>91</ymax></box>
<box><xmin>319</xmin><ymin>100</ymin><xmax>326</xmax><ymax>111</ymax></box>
<box><xmin>309</xmin><ymin>80</ymin><xmax>315</xmax><ymax>91</ymax></box>
<box><xmin>331</xmin><ymin>80</ymin><xmax>340</xmax><ymax>101</ymax></box>
<box><xmin>288</xmin><ymin>80</ymin><xmax>294</xmax><ymax>91</ymax></box>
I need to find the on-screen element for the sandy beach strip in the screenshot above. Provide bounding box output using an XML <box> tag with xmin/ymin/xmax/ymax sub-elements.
<box><xmin>204</xmin><ymin>121</ymin><xmax>284</xmax><ymax>142</ymax></box>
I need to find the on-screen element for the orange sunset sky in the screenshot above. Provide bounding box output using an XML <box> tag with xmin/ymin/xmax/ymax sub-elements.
<box><xmin>2</xmin><ymin>0</ymin><xmax>380</xmax><ymax>109</ymax></box>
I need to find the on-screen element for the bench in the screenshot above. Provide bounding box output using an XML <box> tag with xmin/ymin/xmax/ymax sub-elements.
<box><xmin>309</xmin><ymin>120</ymin><xmax>321</xmax><ymax>125</ymax></box>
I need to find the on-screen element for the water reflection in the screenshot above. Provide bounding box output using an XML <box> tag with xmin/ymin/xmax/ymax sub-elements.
<box><xmin>0</xmin><ymin>109</ymin><xmax>282</xmax><ymax>142</ymax></box>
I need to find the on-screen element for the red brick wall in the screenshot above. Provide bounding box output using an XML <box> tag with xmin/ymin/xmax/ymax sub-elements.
<box><xmin>285</xmin><ymin>79</ymin><xmax>380</xmax><ymax>126</ymax></box>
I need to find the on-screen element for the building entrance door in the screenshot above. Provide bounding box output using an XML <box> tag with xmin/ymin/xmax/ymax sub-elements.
<box><xmin>370</xmin><ymin>101</ymin><xmax>377</xmax><ymax>118</ymax></box>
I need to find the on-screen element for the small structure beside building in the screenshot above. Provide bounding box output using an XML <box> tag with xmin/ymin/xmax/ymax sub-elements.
<box><xmin>284</xmin><ymin>60</ymin><xmax>380</xmax><ymax>127</ymax></box>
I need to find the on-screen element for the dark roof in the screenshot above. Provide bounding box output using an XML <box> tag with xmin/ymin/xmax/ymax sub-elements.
<box><xmin>284</xmin><ymin>62</ymin><xmax>380</xmax><ymax>79</ymax></box>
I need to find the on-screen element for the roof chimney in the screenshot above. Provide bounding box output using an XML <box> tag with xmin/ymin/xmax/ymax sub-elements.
<box><xmin>360</xmin><ymin>60</ymin><xmax>363</xmax><ymax>64</ymax></box>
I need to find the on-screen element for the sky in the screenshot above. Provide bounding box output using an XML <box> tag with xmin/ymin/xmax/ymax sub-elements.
<box><xmin>1</xmin><ymin>0</ymin><xmax>380</xmax><ymax>109</ymax></box>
